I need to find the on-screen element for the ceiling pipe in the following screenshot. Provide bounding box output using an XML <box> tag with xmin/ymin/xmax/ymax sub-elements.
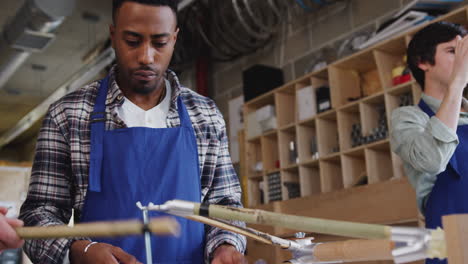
<box><xmin>0</xmin><ymin>0</ymin><xmax>76</xmax><ymax>90</ymax></box>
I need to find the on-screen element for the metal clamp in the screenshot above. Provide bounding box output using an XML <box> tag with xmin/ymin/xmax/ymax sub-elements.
<box><xmin>286</xmin><ymin>235</ymin><xmax>342</xmax><ymax>264</ymax></box>
<box><xmin>391</xmin><ymin>227</ymin><xmax>446</xmax><ymax>263</ymax></box>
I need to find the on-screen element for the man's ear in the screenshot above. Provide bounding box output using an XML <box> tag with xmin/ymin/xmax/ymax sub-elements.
<box><xmin>109</xmin><ymin>24</ymin><xmax>116</xmax><ymax>49</ymax></box>
<box><xmin>417</xmin><ymin>60</ymin><xmax>430</xmax><ymax>72</ymax></box>
<box><xmin>173</xmin><ymin>27</ymin><xmax>180</xmax><ymax>43</ymax></box>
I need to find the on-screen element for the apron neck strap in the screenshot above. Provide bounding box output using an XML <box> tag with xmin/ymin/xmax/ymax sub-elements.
<box><xmin>418</xmin><ymin>99</ymin><xmax>435</xmax><ymax>117</ymax></box>
<box><xmin>176</xmin><ymin>96</ymin><xmax>192</xmax><ymax>127</ymax></box>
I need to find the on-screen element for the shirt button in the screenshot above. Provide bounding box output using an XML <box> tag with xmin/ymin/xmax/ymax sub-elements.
<box><xmin>117</xmin><ymin>95</ymin><xmax>123</xmax><ymax>100</ymax></box>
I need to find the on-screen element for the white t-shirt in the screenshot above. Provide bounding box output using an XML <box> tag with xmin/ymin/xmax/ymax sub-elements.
<box><xmin>116</xmin><ymin>79</ymin><xmax>171</xmax><ymax>128</ymax></box>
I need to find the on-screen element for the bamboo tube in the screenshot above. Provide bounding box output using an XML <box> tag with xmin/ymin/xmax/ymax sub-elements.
<box><xmin>314</xmin><ymin>239</ymin><xmax>395</xmax><ymax>262</ymax></box>
<box><xmin>16</xmin><ymin>217</ymin><xmax>180</xmax><ymax>239</ymax></box>
<box><xmin>194</xmin><ymin>204</ymin><xmax>392</xmax><ymax>240</ymax></box>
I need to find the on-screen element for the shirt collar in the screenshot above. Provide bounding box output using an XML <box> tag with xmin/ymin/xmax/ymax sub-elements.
<box><xmin>421</xmin><ymin>92</ymin><xmax>468</xmax><ymax>116</ymax></box>
<box><xmin>105</xmin><ymin>65</ymin><xmax>182</xmax><ymax>107</ymax></box>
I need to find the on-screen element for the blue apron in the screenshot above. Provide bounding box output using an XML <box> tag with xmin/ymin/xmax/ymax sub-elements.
<box><xmin>418</xmin><ymin>99</ymin><xmax>468</xmax><ymax>264</ymax></box>
<box><xmin>81</xmin><ymin>76</ymin><xmax>205</xmax><ymax>264</ymax></box>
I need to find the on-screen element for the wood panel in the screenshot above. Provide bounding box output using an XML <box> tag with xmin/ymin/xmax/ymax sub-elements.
<box><xmin>275</xmin><ymin>178</ymin><xmax>418</xmax><ymax>236</ymax></box>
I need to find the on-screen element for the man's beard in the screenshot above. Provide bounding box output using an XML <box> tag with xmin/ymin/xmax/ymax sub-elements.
<box><xmin>130</xmin><ymin>80</ymin><xmax>159</xmax><ymax>95</ymax></box>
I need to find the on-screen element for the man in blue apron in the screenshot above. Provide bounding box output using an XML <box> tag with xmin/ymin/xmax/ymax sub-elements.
<box><xmin>391</xmin><ymin>22</ymin><xmax>468</xmax><ymax>264</ymax></box>
<box><xmin>19</xmin><ymin>1</ymin><xmax>246</xmax><ymax>263</ymax></box>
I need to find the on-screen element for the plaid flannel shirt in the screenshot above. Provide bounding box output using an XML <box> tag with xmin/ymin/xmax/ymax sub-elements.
<box><xmin>19</xmin><ymin>66</ymin><xmax>246</xmax><ymax>263</ymax></box>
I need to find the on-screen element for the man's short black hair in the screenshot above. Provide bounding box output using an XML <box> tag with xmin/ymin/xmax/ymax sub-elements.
<box><xmin>112</xmin><ymin>0</ymin><xmax>179</xmax><ymax>23</ymax></box>
<box><xmin>407</xmin><ymin>21</ymin><xmax>467</xmax><ymax>90</ymax></box>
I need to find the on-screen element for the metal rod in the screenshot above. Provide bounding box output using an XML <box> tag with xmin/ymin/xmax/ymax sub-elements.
<box><xmin>142</xmin><ymin>209</ymin><xmax>153</xmax><ymax>264</ymax></box>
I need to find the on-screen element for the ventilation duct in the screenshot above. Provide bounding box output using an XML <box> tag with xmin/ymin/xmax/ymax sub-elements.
<box><xmin>0</xmin><ymin>0</ymin><xmax>75</xmax><ymax>90</ymax></box>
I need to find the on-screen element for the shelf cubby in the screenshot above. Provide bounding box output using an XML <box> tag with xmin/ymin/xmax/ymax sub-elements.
<box><xmin>266</xmin><ymin>171</ymin><xmax>282</xmax><ymax>203</ymax></box>
<box><xmin>317</xmin><ymin>111</ymin><xmax>339</xmax><ymax>156</ymax></box>
<box><xmin>246</xmin><ymin>138</ymin><xmax>263</xmax><ymax>179</ymax></box>
<box><xmin>360</xmin><ymin>94</ymin><xmax>388</xmax><ymax>143</ymax></box>
<box><xmin>299</xmin><ymin>162</ymin><xmax>321</xmax><ymax>197</ymax></box>
<box><xmin>385</xmin><ymin>81</ymin><xmax>415</xmax><ymax>125</ymax></box>
<box><xmin>320</xmin><ymin>155</ymin><xmax>343</xmax><ymax>192</ymax></box>
<box><xmin>297</xmin><ymin>118</ymin><xmax>318</xmax><ymax>163</ymax></box>
<box><xmin>337</xmin><ymin>102</ymin><xmax>361</xmax><ymax>151</ymax></box>
<box><xmin>261</xmin><ymin>132</ymin><xmax>279</xmax><ymax>172</ymax></box>
<box><xmin>365</xmin><ymin>141</ymin><xmax>394</xmax><ymax>184</ymax></box>
<box><xmin>373</xmin><ymin>36</ymin><xmax>408</xmax><ymax>89</ymax></box>
<box><xmin>245</xmin><ymin>92</ymin><xmax>276</xmax><ymax>140</ymax></box>
<box><xmin>278</xmin><ymin>126</ymin><xmax>298</xmax><ymax>168</ymax></box>
<box><xmin>329</xmin><ymin>50</ymin><xmax>380</xmax><ymax>108</ymax></box>
<box><xmin>275</xmin><ymin>85</ymin><xmax>296</xmax><ymax>128</ymax></box>
<box><xmin>341</xmin><ymin>149</ymin><xmax>367</xmax><ymax>188</ymax></box>
<box><xmin>247</xmin><ymin>178</ymin><xmax>264</xmax><ymax>207</ymax></box>
<box><xmin>282</xmin><ymin>167</ymin><xmax>300</xmax><ymax>200</ymax></box>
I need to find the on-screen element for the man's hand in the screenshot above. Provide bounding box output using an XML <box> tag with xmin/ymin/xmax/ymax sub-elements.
<box><xmin>70</xmin><ymin>240</ymin><xmax>142</xmax><ymax>264</ymax></box>
<box><xmin>450</xmin><ymin>35</ymin><xmax>468</xmax><ymax>90</ymax></box>
<box><xmin>212</xmin><ymin>244</ymin><xmax>247</xmax><ymax>264</ymax></box>
<box><xmin>0</xmin><ymin>207</ymin><xmax>24</xmax><ymax>251</ymax></box>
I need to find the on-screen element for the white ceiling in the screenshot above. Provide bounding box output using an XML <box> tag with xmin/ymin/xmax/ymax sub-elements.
<box><xmin>0</xmin><ymin>0</ymin><xmax>113</xmax><ymax>134</ymax></box>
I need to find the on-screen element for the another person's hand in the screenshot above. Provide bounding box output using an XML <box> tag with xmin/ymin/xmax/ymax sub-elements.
<box><xmin>70</xmin><ymin>240</ymin><xmax>142</xmax><ymax>264</ymax></box>
<box><xmin>212</xmin><ymin>244</ymin><xmax>247</xmax><ymax>264</ymax></box>
<box><xmin>0</xmin><ymin>206</ymin><xmax>24</xmax><ymax>251</ymax></box>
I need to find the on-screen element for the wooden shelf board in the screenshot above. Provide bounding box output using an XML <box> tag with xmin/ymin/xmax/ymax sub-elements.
<box><xmin>361</xmin><ymin>90</ymin><xmax>385</xmax><ymax>104</ymax></box>
<box><xmin>279</xmin><ymin>123</ymin><xmax>296</xmax><ymax>132</ymax></box>
<box><xmin>375</xmin><ymin>35</ymin><xmax>407</xmax><ymax>55</ymax></box>
<box><xmin>320</xmin><ymin>152</ymin><xmax>341</xmax><ymax>161</ymax></box>
<box><xmin>262</xmin><ymin>129</ymin><xmax>278</xmax><ymax>138</ymax></box>
<box><xmin>244</xmin><ymin>91</ymin><xmax>276</xmax><ymax>108</ymax></box>
<box><xmin>266</xmin><ymin>168</ymin><xmax>281</xmax><ymax>175</ymax></box>
<box><xmin>277</xmin><ymin>84</ymin><xmax>296</xmax><ymax>94</ymax></box>
<box><xmin>342</xmin><ymin>147</ymin><xmax>365</xmax><ymax>157</ymax></box>
<box><xmin>310</xmin><ymin>66</ymin><xmax>328</xmax><ymax>79</ymax></box>
<box><xmin>248</xmin><ymin>172</ymin><xmax>263</xmax><ymax>180</ymax></box>
<box><xmin>342</xmin><ymin>137</ymin><xmax>389</xmax><ymax>154</ymax></box>
<box><xmin>316</xmin><ymin>109</ymin><xmax>336</xmax><ymax>120</ymax></box>
<box><xmin>387</xmin><ymin>80</ymin><xmax>415</xmax><ymax>95</ymax></box>
<box><xmin>282</xmin><ymin>164</ymin><xmax>299</xmax><ymax>172</ymax></box>
<box><xmin>338</xmin><ymin>101</ymin><xmax>360</xmax><ymax>112</ymax></box>
<box><xmin>247</xmin><ymin>135</ymin><xmax>261</xmax><ymax>143</ymax></box>
<box><xmin>300</xmin><ymin>158</ymin><xmax>319</xmax><ymax>167</ymax></box>
<box><xmin>298</xmin><ymin>116</ymin><xmax>316</xmax><ymax>126</ymax></box>
<box><xmin>331</xmin><ymin>49</ymin><xmax>376</xmax><ymax>72</ymax></box>
<box><xmin>365</xmin><ymin>138</ymin><xmax>390</xmax><ymax>150</ymax></box>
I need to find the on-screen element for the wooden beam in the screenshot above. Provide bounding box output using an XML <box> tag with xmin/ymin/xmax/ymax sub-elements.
<box><xmin>442</xmin><ymin>214</ymin><xmax>468</xmax><ymax>264</ymax></box>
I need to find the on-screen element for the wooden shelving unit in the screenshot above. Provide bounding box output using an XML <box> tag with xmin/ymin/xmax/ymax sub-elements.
<box><xmin>242</xmin><ymin>6</ymin><xmax>468</xmax><ymax>263</ymax></box>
